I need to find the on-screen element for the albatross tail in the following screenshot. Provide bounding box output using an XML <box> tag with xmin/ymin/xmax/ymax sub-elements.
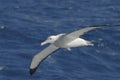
<box><xmin>86</xmin><ymin>41</ymin><xmax>94</xmax><ymax>46</ymax></box>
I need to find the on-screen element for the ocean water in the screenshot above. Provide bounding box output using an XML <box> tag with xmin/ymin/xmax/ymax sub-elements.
<box><xmin>0</xmin><ymin>0</ymin><xmax>120</xmax><ymax>80</ymax></box>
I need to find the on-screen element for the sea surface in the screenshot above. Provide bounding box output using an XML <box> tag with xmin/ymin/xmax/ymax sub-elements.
<box><xmin>0</xmin><ymin>0</ymin><xmax>120</xmax><ymax>80</ymax></box>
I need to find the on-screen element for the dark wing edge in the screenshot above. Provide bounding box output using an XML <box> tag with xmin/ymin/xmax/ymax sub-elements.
<box><xmin>65</xmin><ymin>24</ymin><xmax>120</xmax><ymax>38</ymax></box>
<box><xmin>30</xmin><ymin>44</ymin><xmax>59</xmax><ymax>75</ymax></box>
<box><xmin>65</xmin><ymin>26</ymin><xmax>101</xmax><ymax>38</ymax></box>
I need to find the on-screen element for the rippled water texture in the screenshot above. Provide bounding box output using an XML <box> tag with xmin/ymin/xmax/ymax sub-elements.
<box><xmin>0</xmin><ymin>0</ymin><xmax>120</xmax><ymax>80</ymax></box>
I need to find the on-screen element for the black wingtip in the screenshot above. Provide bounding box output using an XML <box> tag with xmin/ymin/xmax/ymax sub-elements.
<box><xmin>30</xmin><ymin>68</ymin><xmax>37</xmax><ymax>76</ymax></box>
<box><xmin>90</xmin><ymin>24</ymin><xmax>120</xmax><ymax>28</ymax></box>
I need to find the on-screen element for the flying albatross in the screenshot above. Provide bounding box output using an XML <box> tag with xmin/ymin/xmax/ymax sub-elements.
<box><xmin>29</xmin><ymin>25</ymin><xmax>118</xmax><ymax>75</ymax></box>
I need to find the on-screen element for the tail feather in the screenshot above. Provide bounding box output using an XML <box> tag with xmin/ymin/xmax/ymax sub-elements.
<box><xmin>87</xmin><ymin>41</ymin><xmax>94</xmax><ymax>46</ymax></box>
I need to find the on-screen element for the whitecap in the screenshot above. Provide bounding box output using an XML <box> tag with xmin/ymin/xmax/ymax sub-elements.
<box><xmin>0</xmin><ymin>26</ymin><xmax>5</xmax><ymax>29</ymax></box>
<box><xmin>0</xmin><ymin>66</ymin><xmax>4</xmax><ymax>71</ymax></box>
<box><xmin>46</xmin><ymin>56</ymin><xmax>56</xmax><ymax>64</ymax></box>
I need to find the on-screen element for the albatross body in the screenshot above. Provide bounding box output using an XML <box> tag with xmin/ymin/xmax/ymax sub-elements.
<box><xmin>29</xmin><ymin>25</ymin><xmax>115</xmax><ymax>75</ymax></box>
<box><xmin>54</xmin><ymin>37</ymin><xmax>93</xmax><ymax>49</ymax></box>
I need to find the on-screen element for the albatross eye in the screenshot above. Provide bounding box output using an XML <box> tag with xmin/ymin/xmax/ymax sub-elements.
<box><xmin>49</xmin><ymin>38</ymin><xmax>52</xmax><ymax>40</ymax></box>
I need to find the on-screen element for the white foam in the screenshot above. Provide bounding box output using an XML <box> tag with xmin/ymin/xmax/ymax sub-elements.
<box><xmin>0</xmin><ymin>26</ymin><xmax>5</xmax><ymax>29</ymax></box>
<box><xmin>46</xmin><ymin>56</ymin><xmax>56</xmax><ymax>64</ymax></box>
<box><xmin>0</xmin><ymin>66</ymin><xmax>4</xmax><ymax>71</ymax></box>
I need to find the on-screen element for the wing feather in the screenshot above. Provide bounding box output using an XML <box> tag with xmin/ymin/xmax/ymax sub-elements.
<box><xmin>66</xmin><ymin>24</ymin><xmax>120</xmax><ymax>38</ymax></box>
<box><xmin>30</xmin><ymin>44</ymin><xmax>59</xmax><ymax>75</ymax></box>
<box><xmin>66</xmin><ymin>26</ymin><xmax>103</xmax><ymax>38</ymax></box>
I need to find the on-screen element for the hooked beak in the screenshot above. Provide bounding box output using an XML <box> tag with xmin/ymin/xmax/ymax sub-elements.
<box><xmin>41</xmin><ymin>40</ymin><xmax>48</xmax><ymax>46</ymax></box>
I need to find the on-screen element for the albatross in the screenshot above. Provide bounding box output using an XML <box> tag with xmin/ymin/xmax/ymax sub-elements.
<box><xmin>29</xmin><ymin>25</ymin><xmax>118</xmax><ymax>75</ymax></box>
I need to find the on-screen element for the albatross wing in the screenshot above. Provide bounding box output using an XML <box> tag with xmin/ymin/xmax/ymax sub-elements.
<box><xmin>30</xmin><ymin>44</ymin><xmax>59</xmax><ymax>75</ymax></box>
<box><xmin>66</xmin><ymin>26</ymin><xmax>104</xmax><ymax>38</ymax></box>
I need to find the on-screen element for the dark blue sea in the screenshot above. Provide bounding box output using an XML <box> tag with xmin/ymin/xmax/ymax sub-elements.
<box><xmin>0</xmin><ymin>0</ymin><xmax>120</xmax><ymax>80</ymax></box>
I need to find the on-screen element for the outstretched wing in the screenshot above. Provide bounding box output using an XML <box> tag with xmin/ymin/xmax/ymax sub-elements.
<box><xmin>66</xmin><ymin>26</ymin><xmax>104</xmax><ymax>38</ymax></box>
<box><xmin>66</xmin><ymin>24</ymin><xmax>120</xmax><ymax>38</ymax></box>
<box><xmin>54</xmin><ymin>26</ymin><xmax>108</xmax><ymax>47</ymax></box>
<box><xmin>30</xmin><ymin>44</ymin><xmax>59</xmax><ymax>75</ymax></box>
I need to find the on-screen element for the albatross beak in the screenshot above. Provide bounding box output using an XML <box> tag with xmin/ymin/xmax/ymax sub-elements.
<box><xmin>41</xmin><ymin>40</ymin><xmax>48</xmax><ymax>46</ymax></box>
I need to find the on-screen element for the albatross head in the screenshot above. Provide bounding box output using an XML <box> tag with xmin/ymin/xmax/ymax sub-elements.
<box><xmin>41</xmin><ymin>35</ymin><xmax>58</xmax><ymax>46</ymax></box>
